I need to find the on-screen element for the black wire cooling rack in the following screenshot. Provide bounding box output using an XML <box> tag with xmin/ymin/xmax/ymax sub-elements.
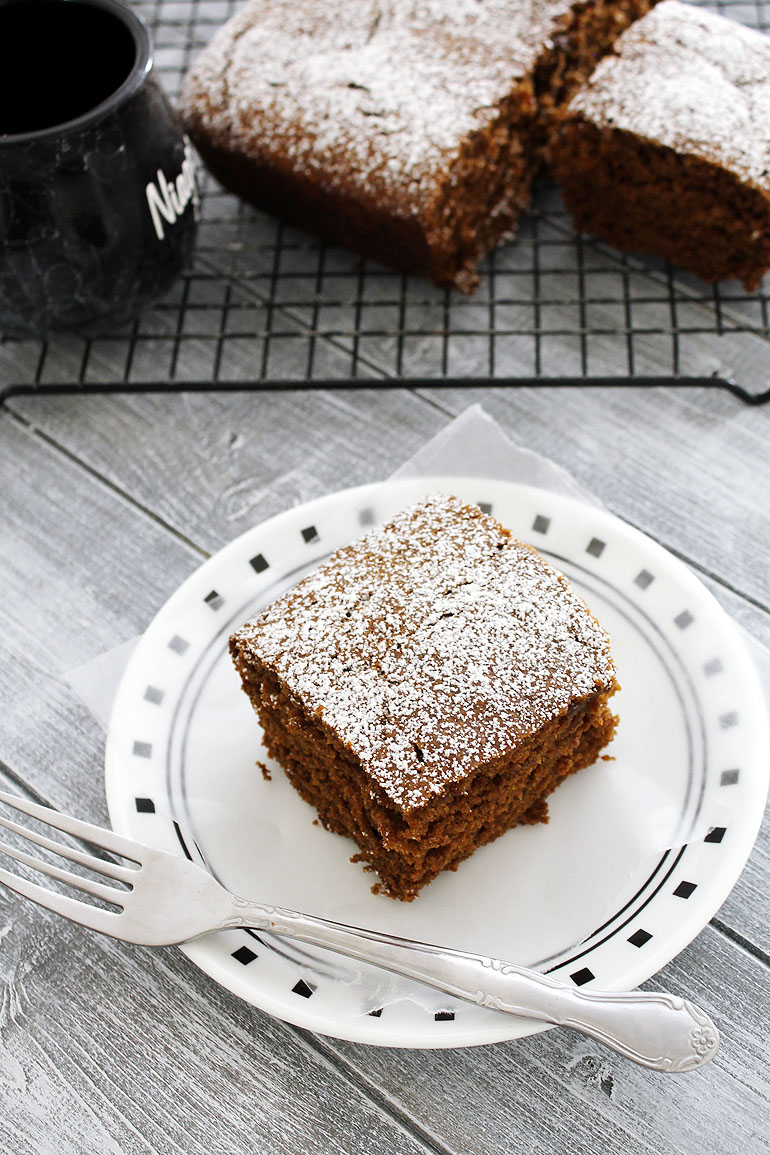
<box><xmin>2</xmin><ymin>0</ymin><xmax>770</xmax><ymax>402</ymax></box>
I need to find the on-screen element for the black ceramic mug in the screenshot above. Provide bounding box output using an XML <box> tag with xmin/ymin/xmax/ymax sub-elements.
<box><xmin>0</xmin><ymin>0</ymin><xmax>198</xmax><ymax>337</ymax></box>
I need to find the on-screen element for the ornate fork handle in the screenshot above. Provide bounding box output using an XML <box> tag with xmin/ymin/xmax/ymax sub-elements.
<box><xmin>228</xmin><ymin>898</ymin><xmax>719</xmax><ymax>1071</ymax></box>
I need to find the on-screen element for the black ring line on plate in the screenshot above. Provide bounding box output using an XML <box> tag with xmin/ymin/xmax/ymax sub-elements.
<box><xmin>521</xmin><ymin>535</ymin><xmax>709</xmax><ymax>970</ymax></box>
<box><xmin>545</xmin><ymin>844</ymin><xmax>689</xmax><ymax>979</ymax></box>
<box><xmin>147</xmin><ymin>553</ymin><xmax>696</xmax><ymax>989</ymax></box>
<box><xmin>122</xmin><ymin>540</ymin><xmax>330</xmax><ymax>865</ymax></box>
<box><xmin>151</xmin><ymin>504</ymin><xmax>713</xmax><ymax>984</ymax></box>
<box><xmin>119</xmin><ymin>493</ymin><xmax>718</xmax><ymax>973</ymax></box>
<box><xmin>165</xmin><ymin>543</ymin><xmax>349</xmax><ymax>977</ymax></box>
<box><xmin>166</xmin><ymin>547</ymin><xmax>333</xmax><ymax>847</ymax></box>
<box><xmin>543</xmin><ymin>547</ymin><xmax>706</xmax><ymax>842</ymax></box>
<box><xmin>162</xmin><ymin>508</ymin><xmax>708</xmax><ymax>965</ymax></box>
<box><xmin>165</xmin><ymin>526</ymin><xmax>704</xmax><ymax>852</ymax></box>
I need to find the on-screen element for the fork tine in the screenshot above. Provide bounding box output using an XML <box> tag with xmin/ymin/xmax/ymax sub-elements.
<box><xmin>0</xmin><ymin>836</ymin><xmax>128</xmax><ymax>906</ymax></box>
<box><xmin>0</xmin><ymin>812</ymin><xmax>138</xmax><ymax>884</ymax></box>
<box><xmin>0</xmin><ymin>862</ymin><xmax>125</xmax><ymax>937</ymax></box>
<box><xmin>0</xmin><ymin>790</ymin><xmax>143</xmax><ymax>862</ymax></box>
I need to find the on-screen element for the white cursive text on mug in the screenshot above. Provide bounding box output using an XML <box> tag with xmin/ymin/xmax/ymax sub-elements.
<box><xmin>146</xmin><ymin>138</ymin><xmax>199</xmax><ymax>241</ymax></box>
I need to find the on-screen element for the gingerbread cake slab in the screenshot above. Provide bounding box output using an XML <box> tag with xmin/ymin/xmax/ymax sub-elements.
<box><xmin>550</xmin><ymin>1</ymin><xmax>770</xmax><ymax>291</ymax></box>
<box><xmin>230</xmin><ymin>494</ymin><xmax>619</xmax><ymax>900</ymax></box>
<box><xmin>179</xmin><ymin>0</ymin><xmax>655</xmax><ymax>292</ymax></box>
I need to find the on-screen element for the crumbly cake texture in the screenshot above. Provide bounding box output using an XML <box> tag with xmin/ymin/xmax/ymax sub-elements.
<box><xmin>230</xmin><ymin>494</ymin><xmax>619</xmax><ymax>900</ymax></box>
<box><xmin>178</xmin><ymin>0</ymin><xmax>654</xmax><ymax>292</ymax></box>
<box><xmin>550</xmin><ymin>1</ymin><xmax>770</xmax><ymax>291</ymax></box>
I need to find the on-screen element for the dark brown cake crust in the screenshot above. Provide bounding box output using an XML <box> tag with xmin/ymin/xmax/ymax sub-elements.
<box><xmin>230</xmin><ymin>495</ymin><xmax>619</xmax><ymax>900</ymax></box>
<box><xmin>550</xmin><ymin>1</ymin><xmax>770</xmax><ymax>291</ymax></box>
<box><xmin>238</xmin><ymin>665</ymin><xmax>617</xmax><ymax>899</ymax></box>
<box><xmin>179</xmin><ymin>0</ymin><xmax>655</xmax><ymax>292</ymax></box>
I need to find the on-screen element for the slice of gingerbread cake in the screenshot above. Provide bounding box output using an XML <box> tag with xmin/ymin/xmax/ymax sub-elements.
<box><xmin>230</xmin><ymin>494</ymin><xmax>619</xmax><ymax>900</ymax></box>
<box><xmin>550</xmin><ymin>1</ymin><xmax>770</xmax><ymax>291</ymax></box>
<box><xmin>178</xmin><ymin>0</ymin><xmax>656</xmax><ymax>292</ymax></box>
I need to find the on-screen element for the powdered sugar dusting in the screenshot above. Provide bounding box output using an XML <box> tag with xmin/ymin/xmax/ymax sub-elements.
<box><xmin>179</xmin><ymin>0</ymin><xmax>586</xmax><ymax>208</ymax></box>
<box><xmin>233</xmin><ymin>494</ymin><xmax>617</xmax><ymax>812</ymax></box>
<box><xmin>567</xmin><ymin>0</ymin><xmax>770</xmax><ymax>189</ymax></box>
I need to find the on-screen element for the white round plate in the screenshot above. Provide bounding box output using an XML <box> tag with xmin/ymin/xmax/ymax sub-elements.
<box><xmin>105</xmin><ymin>478</ymin><xmax>769</xmax><ymax>1048</ymax></box>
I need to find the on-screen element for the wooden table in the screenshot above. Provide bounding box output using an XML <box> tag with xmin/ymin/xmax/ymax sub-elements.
<box><xmin>2</xmin><ymin>381</ymin><xmax>768</xmax><ymax>1154</ymax></box>
<box><xmin>2</xmin><ymin>3</ymin><xmax>770</xmax><ymax>1151</ymax></box>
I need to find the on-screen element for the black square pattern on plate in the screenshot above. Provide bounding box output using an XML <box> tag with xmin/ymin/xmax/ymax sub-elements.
<box><xmin>292</xmin><ymin>979</ymin><xmax>315</xmax><ymax>998</ymax></box>
<box><xmin>628</xmin><ymin>929</ymin><xmax>653</xmax><ymax>948</ymax></box>
<box><xmin>570</xmin><ymin>967</ymin><xmax>595</xmax><ymax>986</ymax></box>
<box><xmin>674</xmin><ymin>880</ymin><xmax>698</xmax><ymax>899</ymax></box>
<box><xmin>232</xmin><ymin>945</ymin><xmax>258</xmax><ymax>965</ymax></box>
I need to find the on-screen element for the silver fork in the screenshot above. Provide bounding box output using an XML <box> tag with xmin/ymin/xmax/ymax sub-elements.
<box><xmin>0</xmin><ymin>789</ymin><xmax>719</xmax><ymax>1072</ymax></box>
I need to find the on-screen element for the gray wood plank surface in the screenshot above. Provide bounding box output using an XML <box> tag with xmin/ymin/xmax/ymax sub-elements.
<box><xmin>0</xmin><ymin>808</ymin><xmax>437</xmax><ymax>1155</ymax></box>
<box><xmin>1</xmin><ymin>383</ymin><xmax>768</xmax><ymax>1154</ymax></box>
<box><xmin>324</xmin><ymin>928</ymin><xmax>770</xmax><ymax>1155</ymax></box>
<box><xmin>9</xmin><ymin>385</ymin><xmax>769</xmax><ymax>606</ymax></box>
<box><xmin>5</xmin><ymin>390</ymin><xmax>443</xmax><ymax>554</ymax></box>
<box><xmin>0</xmin><ymin>415</ymin><xmax>201</xmax><ymax>813</ymax></box>
<box><xmin>3</xmin><ymin>0</ymin><xmax>770</xmax><ymax>1145</ymax></box>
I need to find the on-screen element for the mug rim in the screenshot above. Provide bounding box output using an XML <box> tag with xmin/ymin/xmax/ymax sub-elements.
<box><xmin>0</xmin><ymin>0</ymin><xmax>153</xmax><ymax>147</ymax></box>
